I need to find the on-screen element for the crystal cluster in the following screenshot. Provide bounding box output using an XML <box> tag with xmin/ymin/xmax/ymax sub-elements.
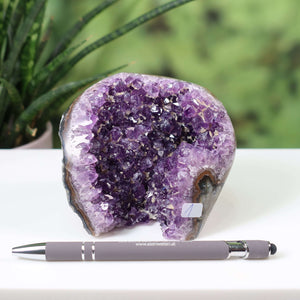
<box><xmin>60</xmin><ymin>73</ymin><xmax>235</xmax><ymax>240</ymax></box>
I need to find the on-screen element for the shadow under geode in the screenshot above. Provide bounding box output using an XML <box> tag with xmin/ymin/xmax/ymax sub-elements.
<box><xmin>200</xmin><ymin>151</ymin><xmax>299</xmax><ymax>237</ymax></box>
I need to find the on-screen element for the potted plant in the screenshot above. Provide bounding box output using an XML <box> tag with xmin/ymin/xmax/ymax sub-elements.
<box><xmin>0</xmin><ymin>0</ymin><xmax>192</xmax><ymax>148</ymax></box>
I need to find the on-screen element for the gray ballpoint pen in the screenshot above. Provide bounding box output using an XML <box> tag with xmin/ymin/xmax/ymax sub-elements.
<box><xmin>12</xmin><ymin>240</ymin><xmax>277</xmax><ymax>261</ymax></box>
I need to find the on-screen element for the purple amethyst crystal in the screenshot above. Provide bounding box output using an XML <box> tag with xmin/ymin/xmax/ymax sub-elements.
<box><xmin>59</xmin><ymin>73</ymin><xmax>236</xmax><ymax>240</ymax></box>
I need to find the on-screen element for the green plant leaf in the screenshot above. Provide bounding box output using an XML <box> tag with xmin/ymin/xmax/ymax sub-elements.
<box><xmin>14</xmin><ymin>64</ymin><xmax>128</xmax><ymax>135</ymax></box>
<box><xmin>30</xmin><ymin>39</ymin><xmax>87</xmax><ymax>98</ymax></box>
<box><xmin>46</xmin><ymin>0</ymin><xmax>194</xmax><ymax>90</ymax></box>
<box><xmin>0</xmin><ymin>0</ymin><xmax>19</xmax><ymax>128</ymax></box>
<box><xmin>32</xmin><ymin>0</ymin><xmax>46</xmax><ymax>63</ymax></box>
<box><xmin>0</xmin><ymin>0</ymin><xmax>5</xmax><ymax>47</ymax></box>
<box><xmin>47</xmin><ymin>0</ymin><xmax>119</xmax><ymax>63</ymax></box>
<box><xmin>0</xmin><ymin>77</ymin><xmax>23</xmax><ymax>114</ymax></box>
<box><xmin>20</xmin><ymin>1</ymin><xmax>46</xmax><ymax>98</ymax></box>
<box><xmin>0</xmin><ymin>0</ymin><xmax>6</xmax><ymax>66</ymax></box>
<box><xmin>2</xmin><ymin>0</ymin><xmax>46</xmax><ymax>80</ymax></box>
<box><xmin>1</xmin><ymin>0</ymin><xmax>16</xmax><ymax>47</ymax></box>
<box><xmin>25</xmin><ymin>124</ymin><xmax>38</xmax><ymax>140</ymax></box>
<box><xmin>0</xmin><ymin>0</ymin><xmax>3</xmax><ymax>17</ymax></box>
<box><xmin>35</xmin><ymin>16</ymin><xmax>53</xmax><ymax>64</ymax></box>
<box><xmin>7</xmin><ymin>0</ymin><xmax>27</xmax><ymax>45</ymax></box>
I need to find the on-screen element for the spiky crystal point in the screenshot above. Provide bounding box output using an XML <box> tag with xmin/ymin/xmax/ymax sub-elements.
<box><xmin>59</xmin><ymin>73</ymin><xmax>235</xmax><ymax>240</ymax></box>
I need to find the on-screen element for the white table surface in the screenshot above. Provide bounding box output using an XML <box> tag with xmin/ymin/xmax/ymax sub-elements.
<box><xmin>0</xmin><ymin>149</ymin><xmax>299</xmax><ymax>299</ymax></box>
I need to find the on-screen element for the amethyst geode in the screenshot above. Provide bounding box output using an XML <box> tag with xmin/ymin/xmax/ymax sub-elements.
<box><xmin>59</xmin><ymin>73</ymin><xmax>235</xmax><ymax>240</ymax></box>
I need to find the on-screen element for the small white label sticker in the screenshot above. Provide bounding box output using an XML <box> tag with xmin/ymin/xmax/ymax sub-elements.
<box><xmin>181</xmin><ymin>203</ymin><xmax>203</xmax><ymax>218</ymax></box>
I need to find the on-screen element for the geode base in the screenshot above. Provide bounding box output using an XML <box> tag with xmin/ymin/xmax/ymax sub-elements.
<box><xmin>59</xmin><ymin>73</ymin><xmax>235</xmax><ymax>240</ymax></box>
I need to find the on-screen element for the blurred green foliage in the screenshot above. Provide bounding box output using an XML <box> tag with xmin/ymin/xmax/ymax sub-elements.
<box><xmin>48</xmin><ymin>0</ymin><xmax>300</xmax><ymax>148</ymax></box>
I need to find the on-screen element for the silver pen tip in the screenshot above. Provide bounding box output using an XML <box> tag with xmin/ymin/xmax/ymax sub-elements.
<box><xmin>12</xmin><ymin>243</ymin><xmax>46</xmax><ymax>260</ymax></box>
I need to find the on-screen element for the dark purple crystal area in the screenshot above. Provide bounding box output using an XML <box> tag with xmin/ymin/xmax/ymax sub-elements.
<box><xmin>60</xmin><ymin>73</ymin><xmax>236</xmax><ymax>240</ymax></box>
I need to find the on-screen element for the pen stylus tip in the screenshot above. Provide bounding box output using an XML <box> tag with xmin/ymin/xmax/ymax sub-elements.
<box><xmin>270</xmin><ymin>243</ymin><xmax>277</xmax><ymax>255</ymax></box>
